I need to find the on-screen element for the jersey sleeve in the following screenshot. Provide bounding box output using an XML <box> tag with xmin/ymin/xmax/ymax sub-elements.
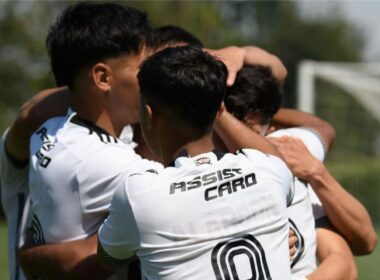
<box><xmin>308</xmin><ymin>186</ymin><xmax>329</xmax><ymax>228</ymax></box>
<box><xmin>269</xmin><ymin>127</ymin><xmax>326</xmax><ymax>162</ymax></box>
<box><xmin>267</xmin><ymin>154</ymin><xmax>295</xmax><ymax>206</ymax></box>
<box><xmin>0</xmin><ymin>129</ymin><xmax>29</xmax><ymax>171</ymax></box>
<box><xmin>98</xmin><ymin>180</ymin><xmax>140</xmax><ymax>262</ymax></box>
<box><xmin>76</xmin><ymin>144</ymin><xmax>141</xmax><ymax>215</ymax></box>
<box><xmin>0</xmin><ymin>129</ymin><xmax>29</xmax><ymax>207</ymax></box>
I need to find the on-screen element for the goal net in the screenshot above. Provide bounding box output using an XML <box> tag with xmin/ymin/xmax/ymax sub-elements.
<box><xmin>297</xmin><ymin>61</ymin><xmax>380</xmax><ymax>160</ymax></box>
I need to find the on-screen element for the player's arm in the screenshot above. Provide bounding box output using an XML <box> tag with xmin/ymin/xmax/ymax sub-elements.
<box><xmin>18</xmin><ymin>233</ymin><xmax>112</xmax><ymax>280</ymax></box>
<box><xmin>214</xmin><ymin>106</ymin><xmax>283</xmax><ymax>158</ymax></box>
<box><xmin>271</xmin><ymin>136</ymin><xmax>377</xmax><ymax>255</ymax></box>
<box><xmin>97</xmin><ymin>182</ymin><xmax>140</xmax><ymax>271</ymax></box>
<box><xmin>307</xmin><ymin>227</ymin><xmax>357</xmax><ymax>280</ymax></box>
<box><xmin>206</xmin><ymin>45</ymin><xmax>287</xmax><ymax>85</ymax></box>
<box><xmin>270</xmin><ymin>108</ymin><xmax>336</xmax><ymax>151</ymax></box>
<box><xmin>5</xmin><ymin>87</ymin><xmax>70</xmax><ymax>163</ymax></box>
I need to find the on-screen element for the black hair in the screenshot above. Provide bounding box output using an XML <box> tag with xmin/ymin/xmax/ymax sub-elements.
<box><xmin>153</xmin><ymin>25</ymin><xmax>203</xmax><ymax>49</ymax></box>
<box><xmin>138</xmin><ymin>46</ymin><xmax>227</xmax><ymax>136</ymax></box>
<box><xmin>47</xmin><ymin>1</ymin><xmax>153</xmax><ymax>89</ymax></box>
<box><xmin>225</xmin><ymin>65</ymin><xmax>282</xmax><ymax>125</ymax></box>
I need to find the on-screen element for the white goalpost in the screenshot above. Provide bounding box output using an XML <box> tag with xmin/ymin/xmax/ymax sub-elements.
<box><xmin>297</xmin><ymin>60</ymin><xmax>380</xmax><ymax>157</ymax></box>
<box><xmin>297</xmin><ymin>60</ymin><xmax>380</xmax><ymax>122</ymax></box>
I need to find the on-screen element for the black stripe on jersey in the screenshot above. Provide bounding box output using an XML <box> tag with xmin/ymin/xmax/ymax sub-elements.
<box><xmin>212</xmin><ymin>149</ymin><xmax>225</xmax><ymax>160</ymax></box>
<box><xmin>168</xmin><ymin>149</ymin><xmax>189</xmax><ymax>167</ymax></box>
<box><xmin>289</xmin><ymin>218</ymin><xmax>305</xmax><ymax>268</ymax></box>
<box><xmin>71</xmin><ymin>116</ymin><xmax>118</xmax><ymax>144</ymax></box>
<box><xmin>31</xmin><ymin>214</ymin><xmax>45</xmax><ymax>245</ymax></box>
<box><xmin>14</xmin><ymin>193</ymin><xmax>25</xmax><ymax>280</ymax></box>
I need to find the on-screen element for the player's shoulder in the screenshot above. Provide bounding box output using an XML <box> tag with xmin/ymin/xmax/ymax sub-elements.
<box><xmin>61</xmin><ymin>115</ymin><xmax>139</xmax><ymax>161</ymax></box>
<box><xmin>123</xmin><ymin>162</ymin><xmax>164</xmax><ymax>195</ymax></box>
<box><xmin>268</xmin><ymin>127</ymin><xmax>325</xmax><ymax>161</ymax></box>
<box><xmin>235</xmin><ymin>148</ymin><xmax>285</xmax><ymax>166</ymax></box>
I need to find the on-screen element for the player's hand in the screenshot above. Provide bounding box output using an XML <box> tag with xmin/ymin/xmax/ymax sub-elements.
<box><xmin>205</xmin><ymin>46</ymin><xmax>245</xmax><ymax>86</ymax></box>
<box><xmin>289</xmin><ymin>229</ymin><xmax>298</xmax><ymax>260</ymax></box>
<box><xmin>267</xmin><ymin>136</ymin><xmax>323</xmax><ymax>181</ymax></box>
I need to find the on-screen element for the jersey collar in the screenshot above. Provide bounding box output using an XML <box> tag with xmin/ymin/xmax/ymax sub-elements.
<box><xmin>168</xmin><ymin>149</ymin><xmax>225</xmax><ymax>167</ymax></box>
<box><xmin>70</xmin><ymin>115</ymin><xmax>118</xmax><ymax>144</ymax></box>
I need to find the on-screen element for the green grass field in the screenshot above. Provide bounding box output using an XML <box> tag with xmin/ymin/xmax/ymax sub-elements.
<box><xmin>0</xmin><ymin>222</ymin><xmax>379</xmax><ymax>279</ymax></box>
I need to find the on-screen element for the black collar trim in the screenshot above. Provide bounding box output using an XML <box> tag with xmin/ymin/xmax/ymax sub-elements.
<box><xmin>70</xmin><ymin>116</ymin><xmax>118</xmax><ymax>144</ymax></box>
<box><xmin>168</xmin><ymin>149</ymin><xmax>225</xmax><ymax>167</ymax></box>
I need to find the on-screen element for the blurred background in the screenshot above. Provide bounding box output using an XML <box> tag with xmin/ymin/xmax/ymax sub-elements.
<box><xmin>0</xmin><ymin>1</ymin><xmax>379</xmax><ymax>279</ymax></box>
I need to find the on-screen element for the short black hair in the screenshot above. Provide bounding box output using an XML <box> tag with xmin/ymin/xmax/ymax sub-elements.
<box><xmin>47</xmin><ymin>1</ymin><xmax>153</xmax><ymax>89</ymax></box>
<box><xmin>153</xmin><ymin>25</ymin><xmax>203</xmax><ymax>49</ymax></box>
<box><xmin>138</xmin><ymin>46</ymin><xmax>227</xmax><ymax>136</ymax></box>
<box><xmin>225</xmin><ymin>65</ymin><xmax>282</xmax><ymax>125</ymax></box>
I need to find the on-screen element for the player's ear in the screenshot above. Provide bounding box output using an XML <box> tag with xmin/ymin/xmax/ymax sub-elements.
<box><xmin>92</xmin><ymin>63</ymin><xmax>112</xmax><ymax>92</ymax></box>
<box><xmin>144</xmin><ymin>104</ymin><xmax>155</xmax><ymax>129</ymax></box>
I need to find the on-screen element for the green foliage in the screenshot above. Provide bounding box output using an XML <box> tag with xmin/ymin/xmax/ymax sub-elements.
<box><xmin>356</xmin><ymin>239</ymin><xmax>380</xmax><ymax>280</ymax></box>
<box><xmin>316</xmin><ymin>81</ymin><xmax>380</xmax><ymax>159</ymax></box>
<box><xmin>127</xmin><ymin>1</ymin><xmax>234</xmax><ymax>48</ymax></box>
<box><xmin>326</xmin><ymin>157</ymin><xmax>380</xmax><ymax>226</ymax></box>
<box><xmin>0</xmin><ymin>221</ymin><xmax>7</xmax><ymax>279</ymax></box>
<box><xmin>218</xmin><ymin>1</ymin><xmax>364</xmax><ymax>106</ymax></box>
<box><xmin>0</xmin><ymin>1</ymin><xmax>66</xmax><ymax>133</ymax></box>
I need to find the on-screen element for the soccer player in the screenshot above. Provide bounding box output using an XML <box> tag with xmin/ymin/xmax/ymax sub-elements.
<box><xmin>222</xmin><ymin>65</ymin><xmax>319</xmax><ymax>278</ymax></box>
<box><xmin>98</xmin><ymin>45</ymin><xmax>294</xmax><ymax>280</ymax></box>
<box><xmin>19</xmin><ymin>2</ymin><xmax>156</xmax><ymax>279</ymax></box>
<box><xmin>270</xmin><ymin>136</ymin><xmax>377</xmax><ymax>256</ymax></box>
<box><xmin>224</xmin><ymin>65</ymin><xmax>376</xmax><ymax>279</ymax></box>
<box><xmin>0</xmin><ymin>87</ymin><xmax>70</xmax><ymax>280</ymax></box>
<box><xmin>17</xmin><ymin>2</ymin><xmax>289</xmax><ymax>279</ymax></box>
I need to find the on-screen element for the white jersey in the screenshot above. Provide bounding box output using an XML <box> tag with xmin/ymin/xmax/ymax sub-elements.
<box><xmin>29</xmin><ymin>111</ymin><xmax>160</xmax><ymax>244</ymax></box>
<box><xmin>99</xmin><ymin>149</ymin><xmax>294</xmax><ymax>280</ymax></box>
<box><xmin>1</xmin><ymin>129</ymin><xmax>29</xmax><ymax>280</ymax></box>
<box><xmin>268</xmin><ymin>127</ymin><xmax>326</xmax><ymax>279</ymax></box>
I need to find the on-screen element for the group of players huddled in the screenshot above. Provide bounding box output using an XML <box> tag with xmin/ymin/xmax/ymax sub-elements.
<box><xmin>0</xmin><ymin>2</ymin><xmax>377</xmax><ymax>280</ymax></box>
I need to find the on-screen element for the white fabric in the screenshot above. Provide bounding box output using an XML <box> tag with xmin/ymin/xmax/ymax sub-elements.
<box><xmin>308</xmin><ymin>187</ymin><xmax>325</xmax><ymax>222</ymax></box>
<box><xmin>268</xmin><ymin>127</ymin><xmax>326</xmax><ymax>278</ymax></box>
<box><xmin>119</xmin><ymin>125</ymin><xmax>137</xmax><ymax>149</ymax></box>
<box><xmin>99</xmin><ymin>149</ymin><xmax>293</xmax><ymax>280</ymax></box>
<box><xmin>1</xmin><ymin>129</ymin><xmax>29</xmax><ymax>280</ymax></box>
<box><xmin>29</xmin><ymin>111</ymin><xmax>161</xmax><ymax>244</ymax></box>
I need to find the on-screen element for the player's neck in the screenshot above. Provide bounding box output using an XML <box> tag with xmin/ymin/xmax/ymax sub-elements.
<box><xmin>71</xmin><ymin>89</ymin><xmax>121</xmax><ymax>138</ymax></box>
<box><xmin>161</xmin><ymin>134</ymin><xmax>215</xmax><ymax>167</ymax></box>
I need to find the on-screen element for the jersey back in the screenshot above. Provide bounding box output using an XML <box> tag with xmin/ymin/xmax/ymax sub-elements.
<box><xmin>100</xmin><ymin>149</ymin><xmax>293</xmax><ymax>280</ymax></box>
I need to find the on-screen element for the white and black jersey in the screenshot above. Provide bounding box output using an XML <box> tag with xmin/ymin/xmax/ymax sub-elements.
<box><xmin>0</xmin><ymin>129</ymin><xmax>29</xmax><ymax>280</ymax></box>
<box><xmin>99</xmin><ymin>149</ymin><xmax>294</xmax><ymax>280</ymax></box>
<box><xmin>268</xmin><ymin>127</ymin><xmax>326</xmax><ymax>279</ymax></box>
<box><xmin>29</xmin><ymin>111</ymin><xmax>161</xmax><ymax>245</ymax></box>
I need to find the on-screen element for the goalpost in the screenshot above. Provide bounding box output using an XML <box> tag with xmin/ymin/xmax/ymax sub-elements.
<box><xmin>296</xmin><ymin>60</ymin><xmax>380</xmax><ymax>228</ymax></box>
<box><xmin>296</xmin><ymin>60</ymin><xmax>380</xmax><ymax>158</ymax></box>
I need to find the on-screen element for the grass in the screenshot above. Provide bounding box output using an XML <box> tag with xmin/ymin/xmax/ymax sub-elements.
<box><xmin>0</xmin><ymin>221</ymin><xmax>8</xmax><ymax>280</ymax></box>
<box><xmin>0</xmin><ymin>222</ymin><xmax>379</xmax><ymax>279</ymax></box>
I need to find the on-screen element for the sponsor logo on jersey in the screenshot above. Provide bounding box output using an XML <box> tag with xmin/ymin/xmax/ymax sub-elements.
<box><xmin>35</xmin><ymin>127</ymin><xmax>53</xmax><ymax>168</ymax></box>
<box><xmin>169</xmin><ymin>168</ymin><xmax>257</xmax><ymax>201</ymax></box>
<box><xmin>194</xmin><ymin>157</ymin><xmax>211</xmax><ymax>166</ymax></box>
